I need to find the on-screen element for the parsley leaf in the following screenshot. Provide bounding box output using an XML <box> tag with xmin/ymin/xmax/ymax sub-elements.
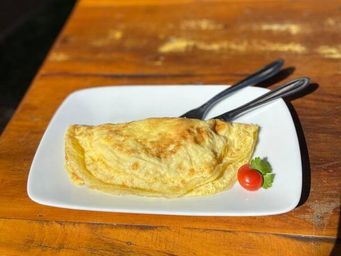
<box><xmin>250</xmin><ymin>157</ymin><xmax>274</xmax><ymax>189</ymax></box>
<box><xmin>263</xmin><ymin>173</ymin><xmax>275</xmax><ymax>189</ymax></box>
<box><xmin>251</xmin><ymin>157</ymin><xmax>272</xmax><ymax>175</ymax></box>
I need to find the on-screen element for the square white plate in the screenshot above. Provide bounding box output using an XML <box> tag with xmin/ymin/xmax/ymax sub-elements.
<box><xmin>27</xmin><ymin>85</ymin><xmax>302</xmax><ymax>216</ymax></box>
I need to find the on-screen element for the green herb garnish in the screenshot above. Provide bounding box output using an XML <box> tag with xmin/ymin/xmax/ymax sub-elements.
<box><xmin>251</xmin><ymin>157</ymin><xmax>275</xmax><ymax>189</ymax></box>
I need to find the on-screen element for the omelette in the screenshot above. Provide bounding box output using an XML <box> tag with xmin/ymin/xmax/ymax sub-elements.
<box><xmin>64</xmin><ymin>118</ymin><xmax>258</xmax><ymax>198</ymax></box>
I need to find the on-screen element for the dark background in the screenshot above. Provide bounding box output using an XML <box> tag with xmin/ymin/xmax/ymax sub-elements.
<box><xmin>0</xmin><ymin>0</ymin><xmax>76</xmax><ymax>133</ymax></box>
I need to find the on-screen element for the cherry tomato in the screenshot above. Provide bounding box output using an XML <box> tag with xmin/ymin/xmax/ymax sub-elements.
<box><xmin>237</xmin><ymin>164</ymin><xmax>263</xmax><ymax>191</ymax></box>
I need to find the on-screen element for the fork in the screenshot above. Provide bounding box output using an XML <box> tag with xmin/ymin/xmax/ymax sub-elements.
<box><xmin>180</xmin><ymin>59</ymin><xmax>284</xmax><ymax>119</ymax></box>
<box><xmin>212</xmin><ymin>77</ymin><xmax>310</xmax><ymax>121</ymax></box>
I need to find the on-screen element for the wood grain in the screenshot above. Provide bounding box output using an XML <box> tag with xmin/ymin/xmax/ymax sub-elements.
<box><xmin>0</xmin><ymin>218</ymin><xmax>338</xmax><ymax>256</ymax></box>
<box><xmin>0</xmin><ymin>0</ymin><xmax>340</xmax><ymax>255</ymax></box>
<box><xmin>42</xmin><ymin>0</ymin><xmax>341</xmax><ymax>76</ymax></box>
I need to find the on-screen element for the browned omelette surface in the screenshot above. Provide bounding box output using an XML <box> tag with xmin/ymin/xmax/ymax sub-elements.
<box><xmin>65</xmin><ymin>118</ymin><xmax>258</xmax><ymax>197</ymax></box>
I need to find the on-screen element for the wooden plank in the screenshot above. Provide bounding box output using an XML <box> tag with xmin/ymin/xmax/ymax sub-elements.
<box><xmin>40</xmin><ymin>0</ymin><xmax>341</xmax><ymax>76</ymax></box>
<box><xmin>80</xmin><ymin>0</ymin><xmax>339</xmax><ymax>7</ymax></box>
<box><xmin>0</xmin><ymin>0</ymin><xmax>340</xmax><ymax>254</ymax></box>
<box><xmin>0</xmin><ymin>218</ymin><xmax>338</xmax><ymax>256</ymax></box>
<box><xmin>0</xmin><ymin>74</ymin><xmax>339</xmax><ymax>238</ymax></box>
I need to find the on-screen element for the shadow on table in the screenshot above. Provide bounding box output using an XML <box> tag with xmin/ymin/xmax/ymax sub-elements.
<box><xmin>256</xmin><ymin>66</ymin><xmax>295</xmax><ymax>88</ymax></box>
<box><xmin>285</xmin><ymin>82</ymin><xmax>318</xmax><ymax>207</ymax></box>
<box><xmin>0</xmin><ymin>0</ymin><xmax>76</xmax><ymax>133</ymax></box>
<box><xmin>330</xmin><ymin>204</ymin><xmax>341</xmax><ymax>256</ymax></box>
<box><xmin>286</xmin><ymin>83</ymin><xmax>341</xmax><ymax>256</ymax></box>
<box><xmin>286</xmin><ymin>82</ymin><xmax>340</xmax><ymax>255</ymax></box>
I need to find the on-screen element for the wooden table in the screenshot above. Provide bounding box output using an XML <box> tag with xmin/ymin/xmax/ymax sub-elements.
<box><xmin>0</xmin><ymin>0</ymin><xmax>340</xmax><ymax>255</ymax></box>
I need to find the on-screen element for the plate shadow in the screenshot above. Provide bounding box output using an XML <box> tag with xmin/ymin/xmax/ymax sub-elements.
<box><xmin>284</xmin><ymin>83</ymin><xmax>318</xmax><ymax>206</ymax></box>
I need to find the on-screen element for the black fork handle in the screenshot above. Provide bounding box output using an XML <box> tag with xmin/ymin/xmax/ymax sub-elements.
<box><xmin>214</xmin><ymin>77</ymin><xmax>310</xmax><ymax>121</ymax></box>
<box><xmin>200</xmin><ymin>59</ymin><xmax>284</xmax><ymax>111</ymax></box>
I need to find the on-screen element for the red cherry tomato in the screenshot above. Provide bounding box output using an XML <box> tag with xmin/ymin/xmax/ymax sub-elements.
<box><xmin>237</xmin><ymin>164</ymin><xmax>263</xmax><ymax>191</ymax></box>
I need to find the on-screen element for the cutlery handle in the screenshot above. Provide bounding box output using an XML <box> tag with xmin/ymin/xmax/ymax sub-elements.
<box><xmin>214</xmin><ymin>77</ymin><xmax>310</xmax><ymax>121</ymax></box>
<box><xmin>201</xmin><ymin>59</ymin><xmax>284</xmax><ymax>111</ymax></box>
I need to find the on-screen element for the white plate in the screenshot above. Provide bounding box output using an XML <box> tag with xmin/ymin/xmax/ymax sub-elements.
<box><xmin>27</xmin><ymin>85</ymin><xmax>302</xmax><ymax>216</ymax></box>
